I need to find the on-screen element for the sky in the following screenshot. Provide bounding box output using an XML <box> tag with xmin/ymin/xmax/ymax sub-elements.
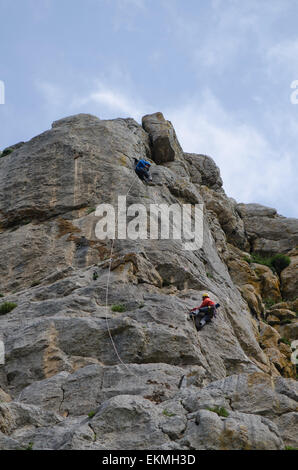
<box><xmin>0</xmin><ymin>0</ymin><xmax>298</xmax><ymax>217</ymax></box>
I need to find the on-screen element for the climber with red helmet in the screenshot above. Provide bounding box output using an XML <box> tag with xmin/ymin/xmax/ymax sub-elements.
<box><xmin>189</xmin><ymin>293</ymin><xmax>219</xmax><ymax>331</ymax></box>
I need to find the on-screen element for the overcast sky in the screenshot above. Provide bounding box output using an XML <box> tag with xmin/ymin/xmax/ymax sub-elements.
<box><xmin>1</xmin><ymin>0</ymin><xmax>298</xmax><ymax>217</ymax></box>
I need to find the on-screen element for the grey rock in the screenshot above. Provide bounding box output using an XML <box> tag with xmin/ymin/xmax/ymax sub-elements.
<box><xmin>275</xmin><ymin>412</ymin><xmax>298</xmax><ymax>447</ymax></box>
<box><xmin>0</xmin><ymin>401</ymin><xmax>62</xmax><ymax>436</ymax></box>
<box><xmin>181</xmin><ymin>409</ymin><xmax>284</xmax><ymax>450</ymax></box>
<box><xmin>59</xmin><ymin>363</ymin><xmax>205</xmax><ymax>416</ymax></box>
<box><xmin>0</xmin><ymin>112</ymin><xmax>297</xmax><ymax>450</ymax></box>
<box><xmin>1</xmin><ymin>141</ymin><xmax>25</xmax><ymax>155</ymax></box>
<box><xmin>142</xmin><ymin>112</ymin><xmax>183</xmax><ymax>164</ymax></box>
<box><xmin>89</xmin><ymin>395</ymin><xmax>171</xmax><ymax>450</ymax></box>
<box><xmin>18</xmin><ymin>371</ymin><xmax>70</xmax><ymax>413</ymax></box>
<box><xmin>237</xmin><ymin>203</ymin><xmax>277</xmax><ymax>218</ymax></box>
<box><xmin>0</xmin><ymin>113</ymin><xmax>150</xmax><ymax>230</ymax></box>
<box><xmin>181</xmin><ymin>372</ymin><xmax>298</xmax><ymax>419</ymax></box>
<box><xmin>237</xmin><ymin>203</ymin><xmax>298</xmax><ymax>254</ymax></box>
<box><xmin>201</xmin><ymin>187</ymin><xmax>249</xmax><ymax>250</ymax></box>
<box><xmin>184</xmin><ymin>153</ymin><xmax>223</xmax><ymax>190</ymax></box>
<box><xmin>0</xmin><ymin>431</ymin><xmax>21</xmax><ymax>450</ymax></box>
<box><xmin>158</xmin><ymin>399</ymin><xmax>188</xmax><ymax>440</ymax></box>
<box><xmin>281</xmin><ymin>250</ymin><xmax>298</xmax><ymax>300</ymax></box>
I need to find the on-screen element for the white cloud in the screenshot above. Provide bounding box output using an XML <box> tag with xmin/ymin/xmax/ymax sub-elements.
<box><xmin>36</xmin><ymin>76</ymin><xmax>152</xmax><ymax>121</ymax></box>
<box><xmin>267</xmin><ymin>39</ymin><xmax>298</xmax><ymax>78</ymax></box>
<box><xmin>36</xmin><ymin>81</ymin><xmax>66</xmax><ymax>108</ymax></box>
<box><xmin>86</xmin><ymin>88</ymin><xmax>143</xmax><ymax>119</ymax></box>
<box><xmin>164</xmin><ymin>0</ymin><xmax>293</xmax><ymax>78</ymax></box>
<box><xmin>71</xmin><ymin>82</ymin><xmax>152</xmax><ymax>121</ymax></box>
<box><xmin>105</xmin><ymin>0</ymin><xmax>147</xmax><ymax>31</ymax></box>
<box><xmin>165</xmin><ymin>91</ymin><xmax>297</xmax><ymax>216</ymax></box>
<box><xmin>119</xmin><ymin>0</ymin><xmax>146</xmax><ymax>8</ymax></box>
<box><xmin>268</xmin><ymin>39</ymin><xmax>298</xmax><ymax>63</ymax></box>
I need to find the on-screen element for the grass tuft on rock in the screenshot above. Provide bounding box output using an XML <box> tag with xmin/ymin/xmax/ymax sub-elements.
<box><xmin>248</xmin><ymin>252</ymin><xmax>291</xmax><ymax>275</ymax></box>
<box><xmin>0</xmin><ymin>302</ymin><xmax>17</xmax><ymax>315</ymax></box>
<box><xmin>264</xmin><ymin>298</ymin><xmax>277</xmax><ymax>309</ymax></box>
<box><xmin>0</xmin><ymin>148</ymin><xmax>13</xmax><ymax>157</ymax></box>
<box><xmin>111</xmin><ymin>304</ymin><xmax>126</xmax><ymax>312</ymax></box>
<box><xmin>162</xmin><ymin>409</ymin><xmax>176</xmax><ymax>417</ymax></box>
<box><xmin>279</xmin><ymin>338</ymin><xmax>291</xmax><ymax>347</ymax></box>
<box><xmin>207</xmin><ymin>406</ymin><xmax>229</xmax><ymax>417</ymax></box>
<box><xmin>86</xmin><ymin>207</ymin><xmax>96</xmax><ymax>215</ymax></box>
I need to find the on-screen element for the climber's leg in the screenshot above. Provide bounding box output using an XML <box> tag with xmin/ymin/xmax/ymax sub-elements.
<box><xmin>197</xmin><ymin>312</ymin><xmax>213</xmax><ymax>331</ymax></box>
<box><xmin>135</xmin><ymin>168</ymin><xmax>146</xmax><ymax>181</ymax></box>
<box><xmin>135</xmin><ymin>167</ymin><xmax>153</xmax><ymax>184</ymax></box>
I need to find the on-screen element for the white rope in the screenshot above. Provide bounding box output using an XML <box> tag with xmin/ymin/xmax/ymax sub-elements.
<box><xmin>104</xmin><ymin>173</ymin><xmax>138</xmax><ymax>375</ymax></box>
<box><xmin>104</xmin><ymin>171</ymin><xmax>160</xmax><ymax>375</ymax></box>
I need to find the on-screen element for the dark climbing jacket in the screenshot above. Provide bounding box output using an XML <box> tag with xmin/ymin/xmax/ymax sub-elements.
<box><xmin>135</xmin><ymin>159</ymin><xmax>151</xmax><ymax>171</ymax></box>
<box><xmin>134</xmin><ymin>159</ymin><xmax>152</xmax><ymax>183</ymax></box>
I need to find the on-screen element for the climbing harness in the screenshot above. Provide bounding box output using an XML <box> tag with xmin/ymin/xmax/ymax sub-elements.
<box><xmin>188</xmin><ymin>303</ymin><xmax>220</xmax><ymax>332</ymax></box>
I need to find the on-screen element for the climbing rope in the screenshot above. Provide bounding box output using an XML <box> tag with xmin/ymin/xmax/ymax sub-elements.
<box><xmin>104</xmin><ymin>173</ymin><xmax>139</xmax><ymax>375</ymax></box>
<box><xmin>104</xmin><ymin>170</ymin><xmax>161</xmax><ymax>374</ymax></box>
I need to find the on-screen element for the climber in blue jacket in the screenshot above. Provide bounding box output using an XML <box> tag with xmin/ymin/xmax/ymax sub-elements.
<box><xmin>134</xmin><ymin>159</ymin><xmax>152</xmax><ymax>183</ymax></box>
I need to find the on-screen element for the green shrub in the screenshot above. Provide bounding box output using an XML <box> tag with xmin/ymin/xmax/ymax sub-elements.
<box><xmin>111</xmin><ymin>304</ymin><xmax>126</xmax><ymax>312</ymax></box>
<box><xmin>264</xmin><ymin>298</ymin><xmax>276</xmax><ymax>309</ymax></box>
<box><xmin>270</xmin><ymin>254</ymin><xmax>291</xmax><ymax>275</ymax></box>
<box><xmin>250</xmin><ymin>252</ymin><xmax>291</xmax><ymax>275</ymax></box>
<box><xmin>250</xmin><ymin>253</ymin><xmax>272</xmax><ymax>268</ymax></box>
<box><xmin>243</xmin><ymin>256</ymin><xmax>252</xmax><ymax>264</ymax></box>
<box><xmin>24</xmin><ymin>442</ymin><xmax>34</xmax><ymax>451</ymax></box>
<box><xmin>207</xmin><ymin>406</ymin><xmax>229</xmax><ymax>417</ymax></box>
<box><xmin>0</xmin><ymin>148</ymin><xmax>13</xmax><ymax>157</ymax></box>
<box><xmin>88</xmin><ymin>411</ymin><xmax>96</xmax><ymax>418</ymax></box>
<box><xmin>279</xmin><ymin>338</ymin><xmax>291</xmax><ymax>347</ymax></box>
<box><xmin>0</xmin><ymin>294</ymin><xmax>4</xmax><ymax>298</ymax></box>
<box><xmin>31</xmin><ymin>281</ymin><xmax>40</xmax><ymax>287</ymax></box>
<box><xmin>0</xmin><ymin>302</ymin><xmax>17</xmax><ymax>315</ymax></box>
<box><xmin>285</xmin><ymin>446</ymin><xmax>298</xmax><ymax>450</ymax></box>
<box><xmin>86</xmin><ymin>207</ymin><xmax>96</xmax><ymax>215</ymax></box>
<box><xmin>280</xmin><ymin>319</ymin><xmax>292</xmax><ymax>325</ymax></box>
<box><xmin>162</xmin><ymin>409</ymin><xmax>176</xmax><ymax>417</ymax></box>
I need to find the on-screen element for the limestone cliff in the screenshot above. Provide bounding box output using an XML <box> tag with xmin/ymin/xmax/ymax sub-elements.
<box><xmin>0</xmin><ymin>113</ymin><xmax>297</xmax><ymax>450</ymax></box>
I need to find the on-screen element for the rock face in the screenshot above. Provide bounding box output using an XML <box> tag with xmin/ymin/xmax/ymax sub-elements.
<box><xmin>237</xmin><ymin>203</ymin><xmax>298</xmax><ymax>255</ymax></box>
<box><xmin>281</xmin><ymin>248</ymin><xmax>298</xmax><ymax>300</ymax></box>
<box><xmin>184</xmin><ymin>153</ymin><xmax>223</xmax><ymax>190</ymax></box>
<box><xmin>142</xmin><ymin>112</ymin><xmax>183</xmax><ymax>164</ymax></box>
<box><xmin>0</xmin><ymin>113</ymin><xmax>297</xmax><ymax>450</ymax></box>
